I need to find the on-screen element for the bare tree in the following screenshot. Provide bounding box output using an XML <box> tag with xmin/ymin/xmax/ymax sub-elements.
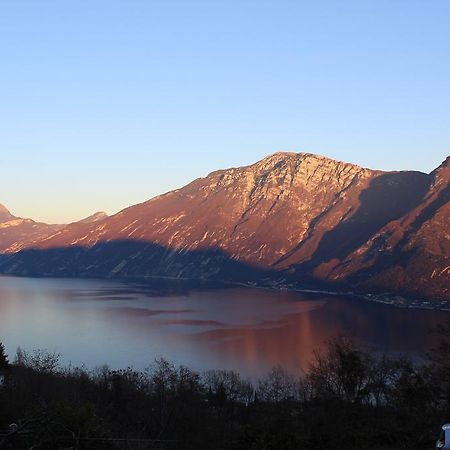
<box><xmin>14</xmin><ymin>347</ymin><xmax>61</xmax><ymax>374</ymax></box>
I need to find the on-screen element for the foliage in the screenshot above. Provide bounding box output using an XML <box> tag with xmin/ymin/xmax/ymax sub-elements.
<box><xmin>0</xmin><ymin>334</ymin><xmax>449</xmax><ymax>449</ymax></box>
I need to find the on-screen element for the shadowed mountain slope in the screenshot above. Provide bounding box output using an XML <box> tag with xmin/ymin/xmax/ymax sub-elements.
<box><xmin>319</xmin><ymin>156</ymin><xmax>450</xmax><ymax>299</ymax></box>
<box><xmin>0</xmin><ymin>152</ymin><xmax>448</xmax><ymax>299</ymax></box>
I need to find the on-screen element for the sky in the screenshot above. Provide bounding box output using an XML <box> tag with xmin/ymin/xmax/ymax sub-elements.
<box><xmin>0</xmin><ymin>0</ymin><xmax>449</xmax><ymax>223</ymax></box>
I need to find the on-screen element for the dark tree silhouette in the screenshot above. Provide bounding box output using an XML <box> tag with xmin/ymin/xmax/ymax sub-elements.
<box><xmin>0</xmin><ymin>342</ymin><xmax>8</xmax><ymax>370</ymax></box>
<box><xmin>0</xmin><ymin>339</ymin><xmax>446</xmax><ymax>449</ymax></box>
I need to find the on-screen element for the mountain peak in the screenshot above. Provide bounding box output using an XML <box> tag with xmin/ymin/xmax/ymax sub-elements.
<box><xmin>78</xmin><ymin>211</ymin><xmax>108</xmax><ymax>224</ymax></box>
<box><xmin>434</xmin><ymin>155</ymin><xmax>450</xmax><ymax>172</ymax></box>
<box><xmin>430</xmin><ymin>155</ymin><xmax>450</xmax><ymax>186</ymax></box>
<box><xmin>0</xmin><ymin>203</ymin><xmax>13</xmax><ymax>222</ymax></box>
<box><xmin>256</xmin><ymin>151</ymin><xmax>368</xmax><ymax>171</ymax></box>
<box><xmin>260</xmin><ymin>151</ymin><xmax>298</xmax><ymax>162</ymax></box>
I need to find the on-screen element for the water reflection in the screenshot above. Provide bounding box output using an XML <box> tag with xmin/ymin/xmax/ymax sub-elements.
<box><xmin>0</xmin><ymin>276</ymin><xmax>446</xmax><ymax>378</ymax></box>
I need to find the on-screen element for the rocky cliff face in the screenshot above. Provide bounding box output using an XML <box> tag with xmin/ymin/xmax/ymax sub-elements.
<box><xmin>0</xmin><ymin>153</ymin><xmax>448</xmax><ymax>299</ymax></box>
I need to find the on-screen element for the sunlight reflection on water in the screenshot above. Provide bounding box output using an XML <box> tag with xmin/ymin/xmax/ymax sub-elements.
<box><xmin>0</xmin><ymin>276</ymin><xmax>446</xmax><ymax>378</ymax></box>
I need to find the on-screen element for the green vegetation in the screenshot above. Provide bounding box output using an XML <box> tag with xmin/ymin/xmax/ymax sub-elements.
<box><xmin>1</xmin><ymin>330</ymin><xmax>450</xmax><ymax>449</ymax></box>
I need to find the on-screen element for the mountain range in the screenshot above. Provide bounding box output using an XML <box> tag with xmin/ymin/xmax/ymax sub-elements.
<box><xmin>0</xmin><ymin>207</ymin><xmax>108</xmax><ymax>253</ymax></box>
<box><xmin>0</xmin><ymin>152</ymin><xmax>448</xmax><ymax>299</ymax></box>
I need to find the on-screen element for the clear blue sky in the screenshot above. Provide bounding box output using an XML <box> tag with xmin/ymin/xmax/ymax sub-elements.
<box><xmin>1</xmin><ymin>0</ymin><xmax>449</xmax><ymax>223</ymax></box>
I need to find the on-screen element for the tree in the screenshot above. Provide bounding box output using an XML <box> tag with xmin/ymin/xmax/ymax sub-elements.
<box><xmin>0</xmin><ymin>342</ymin><xmax>9</xmax><ymax>370</ymax></box>
<box><xmin>307</xmin><ymin>336</ymin><xmax>374</xmax><ymax>404</ymax></box>
<box><xmin>203</xmin><ymin>369</ymin><xmax>253</xmax><ymax>403</ymax></box>
<box><xmin>428</xmin><ymin>320</ymin><xmax>450</xmax><ymax>378</ymax></box>
<box><xmin>257</xmin><ymin>366</ymin><xmax>298</xmax><ymax>402</ymax></box>
<box><xmin>14</xmin><ymin>347</ymin><xmax>60</xmax><ymax>374</ymax></box>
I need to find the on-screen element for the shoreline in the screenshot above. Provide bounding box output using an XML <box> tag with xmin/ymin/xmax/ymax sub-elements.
<box><xmin>1</xmin><ymin>272</ymin><xmax>449</xmax><ymax>312</ymax></box>
<box><xmin>232</xmin><ymin>280</ymin><xmax>450</xmax><ymax>312</ymax></box>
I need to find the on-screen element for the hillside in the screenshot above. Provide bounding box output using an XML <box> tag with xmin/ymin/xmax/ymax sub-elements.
<box><xmin>0</xmin><ymin>153</ymin><xmax>448</xmax><ymax>299</ymax></box>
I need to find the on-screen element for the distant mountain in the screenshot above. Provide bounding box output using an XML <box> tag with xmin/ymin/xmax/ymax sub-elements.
<box><xmin>0</xmin><ymin>204</ymin><xmax>64</xmax><ymax>253</ymax></box>
<box><xmin>0</xmin><ymin>152</ymin><xmax>448</xmax><ymax>299</ymax></box>
<box><xmin>0</xmin><ymin>208</ymin><xmax>108</xmax><ymax>253</ymax></box>
<box><xmin>77</xmin><ymin>211</ymin><xmax>108</xmax><ymax>224</ymax></box>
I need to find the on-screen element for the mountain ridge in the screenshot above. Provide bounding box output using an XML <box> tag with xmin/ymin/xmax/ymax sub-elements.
<box><xmin>0</xmin><ymin>204</ymin><xmax>64</xmax><ymax>253</ymax></box>
<box><xmin>0</xmin><ymin>152</ymin><xmax>448</xmax><ymax>299</ymax></box>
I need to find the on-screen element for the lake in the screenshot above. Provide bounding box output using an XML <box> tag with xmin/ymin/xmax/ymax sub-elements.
<box><xmin>0</xmin><ymin>276</ymin><xmax>447</xmax><ymax>379</ymax></box>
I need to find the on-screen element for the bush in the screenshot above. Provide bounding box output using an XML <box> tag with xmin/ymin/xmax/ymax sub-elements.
<box><xmin>0</xmin><ymin>337</ymin><xmax>447</xmax><ymax>449</ymax></box>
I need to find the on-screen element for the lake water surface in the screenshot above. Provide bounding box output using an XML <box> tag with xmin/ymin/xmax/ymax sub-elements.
<box><xmin>0</xmin><ymin>276</ymin><xmax>447</xmax><ymax>378</ymax></box>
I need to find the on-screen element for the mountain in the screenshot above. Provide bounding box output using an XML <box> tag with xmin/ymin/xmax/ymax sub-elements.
<box><xmin>77</xmin><ymin>211</ymin><xmax>108</xmax><ymax>224</ymax></box>
<box><xmin>0</xmin><ymin>152</ymin><xmax>448</xmax><ymax>299</ymax></box>
<box><xmin>320</xmin><ymin>156</ymin><xmax>450</xmax><ymax>299</ymax></box>
<box><xmin>0</xmin><ymin>204</ymin><xmax>64</xmax><ymax>253</ymax></box>
<box><xmin>0</xmin><ymin>208</ymin><xmax>109</xmax><ymax>254</ymax></box>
